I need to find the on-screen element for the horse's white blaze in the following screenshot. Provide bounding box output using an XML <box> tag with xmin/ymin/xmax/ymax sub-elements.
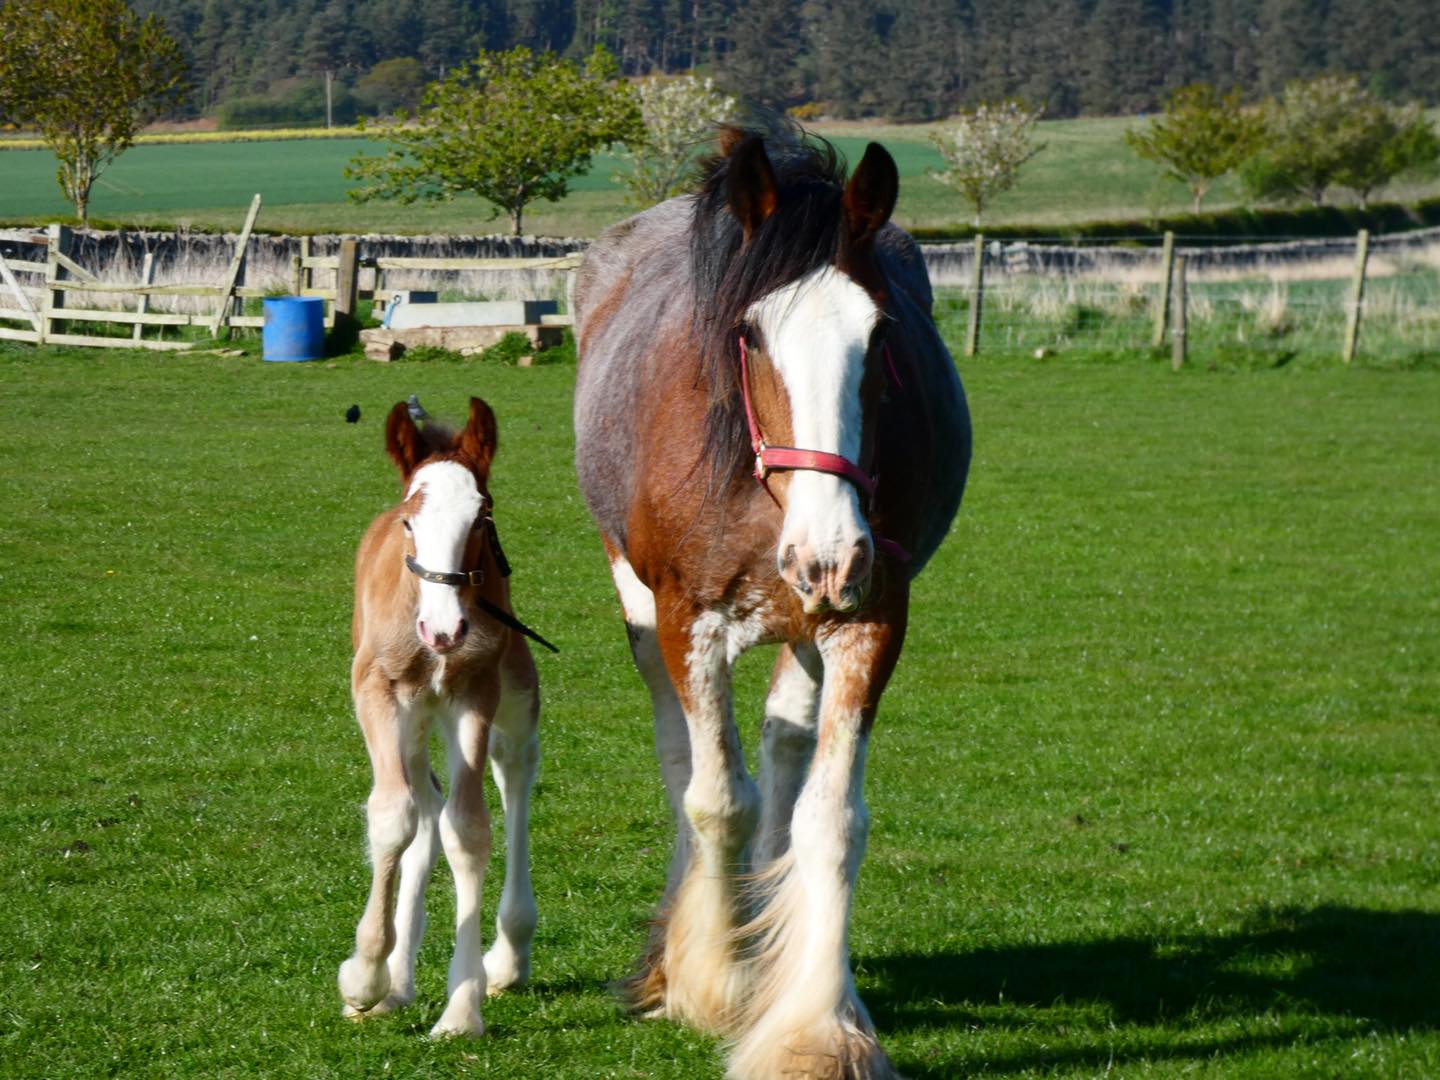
<box><xmin>748</xmin><ymin>266</ymin><xmax>879</xmax><ymax>611</ymax></box>
<box><xmin>408</xmin><ymin>461</ymin><xmax>484</xmax><ymax>647</ymax></box>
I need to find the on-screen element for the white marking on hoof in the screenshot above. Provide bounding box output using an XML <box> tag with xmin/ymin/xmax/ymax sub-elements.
<box><xmin>482</xmin><ymin>943</ymin><xmax>530</xmax><ymax>995</ymax></box>
<box><xmin>338</xmin><ymin>955</ymin><xmax>390</xmax><ymax>1013</ymax></box>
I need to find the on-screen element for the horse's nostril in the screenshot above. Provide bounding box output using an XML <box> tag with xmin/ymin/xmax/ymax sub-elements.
<box><xmin>781</xmin><ymin>544</ymin><xmax>798</xmax><ymax>569</ymax></box>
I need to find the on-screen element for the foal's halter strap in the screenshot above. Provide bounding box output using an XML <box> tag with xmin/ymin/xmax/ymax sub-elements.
<box><xmin>737</xmin><ymin>336</ymin><xmax>912</xmax><ymax>563</ymax></box>
<box><xmin>403</xmin><ymin>518</ymin><xmax>559</xmax><ymax>654</ymax></box>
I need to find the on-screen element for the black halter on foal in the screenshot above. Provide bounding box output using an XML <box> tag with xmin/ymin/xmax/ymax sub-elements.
<box><xmin>404</xmin><ymin>516</ymin><xmax>559</xmax><ymax>653</ymax></box>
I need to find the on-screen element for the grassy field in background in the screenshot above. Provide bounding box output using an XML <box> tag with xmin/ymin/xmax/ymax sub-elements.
<box><xmin>4</xmin><ymin>116</ymin><xmax>1438</xmax><ymax>236</ymax></box>
<box><xmin>1</xmin><ymin>329</ymin><xmax>1437</xmax><ymax>1078</ymax></box>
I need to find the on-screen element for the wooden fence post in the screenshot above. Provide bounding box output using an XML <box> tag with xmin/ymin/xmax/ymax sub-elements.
<box><xmin>42</xmin><ymin>223</ymin><xmax>72</xmax><ymax>345</ymax></box>
<box><xmin>1342</xmin><ymin>228</ymin><xmax>1370</xmax><ymax>364</ymax></box>
<box><xmin>133</xmin><ymin>252</ymin><xmax>155</xmax><ymax>344</ymax></box>
<box><xmin>964</xmin><ymin>233</ymin><xmax>985</xmax><ymax>358</ymax></box>
<box><xmin>1171</xmin><ymin>255</ymin><xmax>1187</xmax><ymax>371</ymax></box>
<box><xmin>331</xmin><ymin>238</ymin><xmax>361</xmax><ymax>349</ymax></box>
<box><xmin>210</xmin><ymin>193</ymin><xmax>262</xmax><ymax>337</ymax></box>
<box><xmin>290</xmin><ymin>254</ymin><xmax>304</xmax><ymax>298</ymax></box>
<box><xmin>335</xmin><ymin>239</ymin><xmax>360</xmax><ymax>318</ymax></box>
<box><xmin>1152</xmin><ymin>230</ymin><xmax>1175</xmax><ymax>347</ymax></box>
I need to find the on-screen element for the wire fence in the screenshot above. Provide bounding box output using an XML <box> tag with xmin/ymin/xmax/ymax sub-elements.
<box><xmin>923</xmin><ymin>229</ymin><xmax>1440</xmax><ymax>367</ymax></box>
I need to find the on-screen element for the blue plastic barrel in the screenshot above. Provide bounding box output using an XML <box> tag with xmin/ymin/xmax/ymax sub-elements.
<box><xmin>262</xmin><ymin>296</ymin><xmax>325</xmax><ymax>362</ymax></box>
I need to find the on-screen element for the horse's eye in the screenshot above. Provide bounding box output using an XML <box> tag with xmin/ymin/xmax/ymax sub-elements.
<box><xmin>402</xmin><ymin>519</ymin><xmax>412</xmax><ymax>533</ymax></box>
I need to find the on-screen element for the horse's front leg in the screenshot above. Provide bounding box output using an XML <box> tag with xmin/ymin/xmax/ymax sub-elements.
<box><xmin>652</xmin><ymin>602</ymin><xmax>760</xmax><ymax>1033</ymax></box>
<box><xmin>338</xmin><ymin>671</ymin><xmax>422</xmax><ymax>1015</ymax></box>
<box><xmin>755</xmin><ymin>642</ymin><xmax>822</xmax><ymax>868</ymax></box>
<box><xmin>606</xmin><ymin>548</ymin><xmax>694</xmax><ymax>1013</ymax></box>
<box><xmin>432</xmin><ymin>681</ymin><xmax>501</xmax><ymax>1038</ymax></box>
<box><xmin>731</xmin><ymin>604</ymin><xmax>907</xmax><ymax>1080</ymax></box>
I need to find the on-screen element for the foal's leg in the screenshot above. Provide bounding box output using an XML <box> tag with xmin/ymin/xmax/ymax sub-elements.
<box><xmin>339</xmin><ymin>676</ymin><xmax>420</xmax><ymax>1014</ymax></box>
<box><xmin>482</xmin><ymin>637</ymin><xmax>540</xmax><ymax>995</ymax></box>
<box><xmin>754</xmin><ymin>642</ymin><xmax>822</xmax><ymax>868</ymax></box>
<box><xmin>376</xmin><ymin>749</ymin><xmax>442</xmax><ymax>1013</ymax></box>
<box><xmin>344</xmin><ymin>743</ymin><xmax>442</xmax><ymax>1018</ymax></box>
<box><xmin>652</xmin><ymin>601</ymin><xmax>760</xmax><ymax>1033</ymax></box>
<box><xmin>608</xmin><ymin>550</ymin><xmax>694</xmax><ymax>1012</ymax></box>
<box><xmin>432</xmin><ymin>684</ymin><xmax>500</xmax><ymax>1038</ymax></box>
<box><xmin>731</xmin><ymin>613</ymin><xmax>906</xmax><ymax>1080</ymax></box>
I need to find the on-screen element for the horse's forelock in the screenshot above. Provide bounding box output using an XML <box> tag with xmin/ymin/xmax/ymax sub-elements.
<box><xmin>691</xmin><ymin>127</ymin><xmax>853</xmax><ymax>485</ymax></box>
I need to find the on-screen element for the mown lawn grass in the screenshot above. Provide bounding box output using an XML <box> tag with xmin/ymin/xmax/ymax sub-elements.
<box><xmin>0</xmin><ymin>335</ymin><xmax>1436</xmax><ymax>1079</ymax></box>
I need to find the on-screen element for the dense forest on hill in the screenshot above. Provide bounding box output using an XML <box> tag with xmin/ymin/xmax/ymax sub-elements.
<box><xmin>132</xmin><ymin>0</ymin><xmax>1438</xmax><ymax>121</ymax></box>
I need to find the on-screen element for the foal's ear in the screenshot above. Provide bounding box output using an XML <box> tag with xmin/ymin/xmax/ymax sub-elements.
<box><xmin>728</xmin><ymin>135</ymin><xmax>778</xmax><ymax>242</ymax></box>
<box><xmin>458</xmin><ymin>396</ymin><xmax>498</xmax><ymax>477</ymax></box>
<box><xmin>843</xmin><ymin>142</ymin><xmax>899</xmax><ymax>246</ymax></box>
<box><xmin>385</xmin><ymin>401</ymin><xmax>425</xmax><ymax>479</ymax></box>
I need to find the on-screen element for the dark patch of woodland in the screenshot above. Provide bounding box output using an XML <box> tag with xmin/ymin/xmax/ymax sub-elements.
<box><xmin>132</xmin><ymin>0</ymin><xmax>1439</xmax><ymax>120</ymax></box>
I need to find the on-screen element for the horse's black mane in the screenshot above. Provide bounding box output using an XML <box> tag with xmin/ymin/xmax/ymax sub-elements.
<box><xmin>690</xmin><ymin>121</ymin><xmax>851</xmax><ymax>485</ymax></box>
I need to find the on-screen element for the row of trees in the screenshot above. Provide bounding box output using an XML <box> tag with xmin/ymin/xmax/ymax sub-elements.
<box><xmin>129</xmin><ymin>0</ymin><xmax>1438</xmax><ymax>122</ymax></box>
<box><xmin>1127</xmin><ymin>77</ymin><xmax>1439</xmax><ymax>213</ymax></box>
<box><xmin>925</xmin><ymin>75</ymin><xmax>1438</xmax><ymax>226</ymax></box>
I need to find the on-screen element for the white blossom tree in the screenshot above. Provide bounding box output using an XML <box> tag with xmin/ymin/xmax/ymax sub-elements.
<box><xmin>614</xmin><ymin>74</ymin><xmax>738</xmax><ymax>207</ymax></box>
<box><xmin>929</xmin><ymin>100</ymin><xmax>1046</xmax><ymax>227</ymax></box>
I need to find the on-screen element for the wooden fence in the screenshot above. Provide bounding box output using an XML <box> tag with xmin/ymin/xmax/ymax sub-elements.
<box><xmin>0</xmin><ymin>197</ymin><xmax>581</xmax><ymax>351</ymax></box>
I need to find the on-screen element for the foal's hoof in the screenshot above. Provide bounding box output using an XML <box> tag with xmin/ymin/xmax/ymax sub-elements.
<box><xmin>428</xmin><ymin>1013</ymin><xmax>485</xmax><ymax>1039</ymax></box>
<box><xmin>338</xmin><ymin>956</ymin><xmax>391</xmax><ymax>1014</ymax></box>
<box><xmin>483</xmin><ymin>946</ymin><xmax>530</xmax><ymax>996</ymax></box>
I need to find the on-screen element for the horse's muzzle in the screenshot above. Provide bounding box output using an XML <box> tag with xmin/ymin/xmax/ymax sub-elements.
<box><xmin>780</xmin><ymin>537</ymin><xmax>873</xmax><ymax>615</ymax></box>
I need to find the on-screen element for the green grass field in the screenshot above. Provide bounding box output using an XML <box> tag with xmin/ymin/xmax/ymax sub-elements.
<box><xmin>1</xmin><ymin>328</ymin><xmax>1437</xmax><ymax>1078</ymax></box>
<box><xmin>4</xmin><ymin>116</ymin><xmax>1437</xmax><ymax>236</ymax></box>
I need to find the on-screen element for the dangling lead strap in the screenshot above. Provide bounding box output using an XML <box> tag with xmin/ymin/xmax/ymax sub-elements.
<box><xmin>404</xmin><ymin>551</ymin><xmax>559</xmax><ymax>654</ymax></box>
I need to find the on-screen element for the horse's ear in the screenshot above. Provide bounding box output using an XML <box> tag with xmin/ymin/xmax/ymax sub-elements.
<box><xmin>728</xmin><ymin>135</ymin><xmax>778</xmax><ymax>241</ymax></box>
<box><xmin>716</xmin><ymin>125</ymin><xmax>747</xmax><ymax>157</ymax></box>
<box><xmin>843</xmin><ymin>142</ymin><xmax>899</xmax><ymax>246</ymax></box>
<box><xmin>458</xmin><ymin>396</ymin><xmax>498</xmax><ymax>477</ymax></box>
<box><xmin>385</xmin><ymin>402</ymin><xmax>425</xmax><ymax>479</ymax></box>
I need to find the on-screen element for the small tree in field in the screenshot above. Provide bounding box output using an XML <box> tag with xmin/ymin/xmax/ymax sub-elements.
<box><xmin>614</xmin><ymin>75</ymin><xmax>738</xmax><ymax>208</ymax></box>
<box><xmin>0</xmin><ymin>0</ymin><xmax>187</xmax><ymax>223</ymax></box>
<box><xmin>347</xmin><ymin>47</ymin><xmax>642</xmax><ymax>236</ymax></box>
<box><xmin>1125</xmin><ymin>84</ymin><xmax>1264</xmax><ymax>214</ymax></box>
<box><xmin>1241</xmin><ymin>75</ymin><xmax>1437</xmax><ymax>207</ymax></box>
<box><xmin>930</xmin><ymin>101</ymin><xmax>1046</xmax><ymax>227</ymax></box>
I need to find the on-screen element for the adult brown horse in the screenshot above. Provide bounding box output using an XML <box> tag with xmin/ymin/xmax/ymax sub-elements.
<box><xmin>573</xmin><ymin>126</ymin><xmax>971</xmax><ymax>1078</ymax></box>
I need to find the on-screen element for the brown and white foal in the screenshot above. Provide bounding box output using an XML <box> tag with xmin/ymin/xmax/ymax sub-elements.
<box><xmin>338</xmin><ymin>397</ymin><xmax>540</xmax><ymax>1038</ymax></box>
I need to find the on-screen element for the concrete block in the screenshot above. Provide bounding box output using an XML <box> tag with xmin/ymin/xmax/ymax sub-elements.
<box><xmin>385</xmin><ymin>299</ymin><xmax>558</xmax><ymax>330</ymax></box>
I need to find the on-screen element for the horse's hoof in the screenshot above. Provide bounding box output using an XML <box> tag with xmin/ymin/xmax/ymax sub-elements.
<box><xmin>428</xmin><ymin>1014</ymin><xmax>485</xmax><ymax>1039</ymax></box>
<box><xmin>338</xmin><ymin>956</ymin><xmax>390</xmax><ymax>1013</ymax></box>
<box><xmin>483</xmin><ymin>947</ymin><xmax>530</xmax><ymax>995</ymax></box>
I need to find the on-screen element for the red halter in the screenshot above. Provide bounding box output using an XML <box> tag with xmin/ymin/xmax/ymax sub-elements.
<box><xmin>738</xmin><ymin>336</ymin><xmax>911</xmax><ymax>563</ymax></box>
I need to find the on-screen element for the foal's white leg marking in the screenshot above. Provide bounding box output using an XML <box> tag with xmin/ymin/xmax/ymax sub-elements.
<box><xmin>370</xmin><ymin>735</ymin><xmax>442</xmax><ymax>1015</ymax></box>
<box><xmin>754</xmin><ymin>642</ymin><xmax>821</xmax><ymax>868</ymax></box>
<box><xmin>749</xmin><ymin>267</ymin><xmax>880</xmax><ymax>613</ymax></box>
<box><xmin>657</xmin><ymin>609</ymin><xmax>760</xmax><ymax>1032</ymax></box>
<box><xmin>731</xmin><ymin>628</ymin><xmax>898</xmax><ymax>1080</ymax></box>
<box><xmin>431</xmin><ymin>693</ymin><xmax>498</xmax><ymax>1038</ymax></box>
<box><xmin>339</xmin><ymin>684</ymin><xmax>420</xmax><ymax>1014</ymax></box>
<box><xmin>483</xmin><ymin>653</ymin><xmax>540</xmax><ymax>995</ymax></box>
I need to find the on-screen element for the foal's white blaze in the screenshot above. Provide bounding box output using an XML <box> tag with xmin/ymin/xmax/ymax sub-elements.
<box><xmin>748</xmin><ymin>266</ymin><xmax>880</xmax><ymax>613</ymax></box>
<box><xmin>407</xmin><ymin>461</ymin><xmax>483</xmax><ymax>652</ymax></box>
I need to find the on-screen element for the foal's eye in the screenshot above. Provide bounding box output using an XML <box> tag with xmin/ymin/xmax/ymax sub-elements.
<box><xmin>402</xmin><ymin>519</ymin><xmax>413</xmax><ymax>533</ymax></box>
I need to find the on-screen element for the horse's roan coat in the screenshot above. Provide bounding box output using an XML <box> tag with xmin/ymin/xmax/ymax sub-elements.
<box><xmin>574</xmin><ymin>127</ymin><xmax>971</xmax><ymax>1078</ymax></box>
<box><xmin>338</xmin><ymin>398</ymin><xmax>540</xmax><ymax>1038</ymax></box>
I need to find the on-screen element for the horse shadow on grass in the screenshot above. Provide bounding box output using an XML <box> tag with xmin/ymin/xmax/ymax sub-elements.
<box><xmin>861</xmin><ymin>904</ymin><xmax>1440</xmax><ymax>1077</ymax></box>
